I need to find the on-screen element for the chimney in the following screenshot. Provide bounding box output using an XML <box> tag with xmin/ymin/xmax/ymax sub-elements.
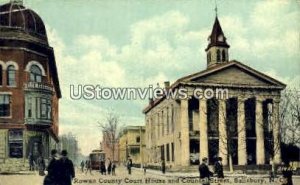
<box><xmin>149</xmin><ymin>98</ymin><xmax>154</xmax><ymax>105</ymax></box>
<box><xmin>11</xmin><ymin>0</ymin><xmax>23</xmax><ymax>5</ymax></box>
<box><xmin>164</xmin><ymin>81</ymin><xmax>170</xmax><ymax>89</ymax></box>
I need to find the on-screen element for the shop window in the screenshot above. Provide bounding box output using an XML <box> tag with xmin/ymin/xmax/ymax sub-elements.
<box><xmin>9</xmin><ymin>130</ymin><xmax>23</xmax><ymax>158</ymax></box>
<box><xmin>130</xmin><ymin>147</ymin><xmax>140</xmax><ymax>155</ymax></box>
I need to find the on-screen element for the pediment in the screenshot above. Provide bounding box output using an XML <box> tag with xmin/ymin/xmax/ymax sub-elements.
<box><xmin>182</xmin><ymin>61</ymin><xmax>286</xmax><ymax>88</ymax></box>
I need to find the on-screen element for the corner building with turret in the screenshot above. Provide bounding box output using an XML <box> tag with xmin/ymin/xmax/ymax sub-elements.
<box><xmin>0</xmin><ymin>1</ymin><xmax>61</xmax><ymax>172</ymax></box>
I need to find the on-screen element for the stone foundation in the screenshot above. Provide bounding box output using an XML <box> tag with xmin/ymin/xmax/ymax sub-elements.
<box><xmin>0</xmin><ymin>158</ymin><xmax>29</xmax><ymax>173</ymax></box>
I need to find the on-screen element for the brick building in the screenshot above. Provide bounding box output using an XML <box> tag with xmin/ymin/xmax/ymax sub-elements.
<box><xmin>101</xmin><ymin>132</ymin><xmax>119</xmax><ymax>163</ymax></box>
<box><xmin>0</xmin><ymin>1</ymin><xmax>61</xmax><ymax>172</ymax></box>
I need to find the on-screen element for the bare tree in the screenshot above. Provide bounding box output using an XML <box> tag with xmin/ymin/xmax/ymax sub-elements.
<box><xmin>98</xmin><ymin>112</ymin><xmax>123</xmax><ymax>162</ymax></box>
<box><xmin>280</xmin><ymin>88</ymin><xmax>300</xmax><ymax>145</ymax></box>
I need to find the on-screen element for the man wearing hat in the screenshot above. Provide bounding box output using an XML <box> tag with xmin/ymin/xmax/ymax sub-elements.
<box><xmin>199</xmin><ymin>157</ymin><xmax>213</xmax><ymax>185</ymax></box>
<box><xmin>214</xmin><ymin>157</ymin><xmax>224</xmax><ymax>178</ymax></box>
<box><xmin>58</xmin><ymin>150</ymin><xmax>75</xmax><ymax>185</ymax></box>
<box><xmin>44</xmin><ymin>149</ymin><xmax>59</xmax><ymax>185</ymax></box>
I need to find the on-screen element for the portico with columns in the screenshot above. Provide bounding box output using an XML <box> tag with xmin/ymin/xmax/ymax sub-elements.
<box><xmin>143</xmin><ymin>16</ymin><xmax>285</xmax><ymax>168</ymax></box>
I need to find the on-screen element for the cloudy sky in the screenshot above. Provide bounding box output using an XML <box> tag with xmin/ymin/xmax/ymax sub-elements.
<box><xmin>1</xmin><ymin>0</ymin><xmax>298</xmax><ymax>155</ymax></box>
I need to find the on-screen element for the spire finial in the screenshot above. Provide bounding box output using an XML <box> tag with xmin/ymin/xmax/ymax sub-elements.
<box><xmin>214</xmin><ymin>0</ymin><xmax>218</xmax><ymax>17</ymax></box>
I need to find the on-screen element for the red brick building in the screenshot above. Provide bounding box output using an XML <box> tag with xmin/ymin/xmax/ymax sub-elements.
<box><xmin>0</xmin><ymin>1</ymin><xmax>61</xmax><ymax>172</ymax></box>
<box><xmin>101</xmin><ymin>133</ymin><xmax>119</xmax><ymax>163</ymax></box>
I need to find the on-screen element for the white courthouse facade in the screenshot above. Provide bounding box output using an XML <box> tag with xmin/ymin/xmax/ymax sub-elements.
<box><xmin>143</xmin><ymin>17</ymin><xmax>286</xmax><ymax>168</ymax></box>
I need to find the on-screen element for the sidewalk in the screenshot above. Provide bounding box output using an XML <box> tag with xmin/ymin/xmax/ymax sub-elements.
<box><xmin>0</xmin><ymin>170</ymin><xmax>37</xmax><ymax>175</ymax></box>
<box><xmin>132</xmin><ymin>167</ymin><xmax>300</xmax><ymax>179</ymax></box>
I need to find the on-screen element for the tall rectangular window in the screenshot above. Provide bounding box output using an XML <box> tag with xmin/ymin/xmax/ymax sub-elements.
<box><xmin>166</xmin><ymin>143</ymin><xmax>170</xmax><ymax>161</ymax></box>
<box><xmin>9</xmin><ymin>130</ymin><xmax>23</xmax><ymax>158</ymax></box>
<box><xmin>166</xmin><ymin>107</ymin><xmax>169</xmax><ymax>135</ymax></box>
<box><xmin>40</xmin><ymin>98</ymin><xmax>51</xmax><ymax>119</ymax></box>
<box><xmin>28</xmin><ymin>97</ymin><xmax>32</xmax><ymax>118</ymax></box>
<box><xmin>0</xmin><ymin>65</ymin><xmax>2</xmax><ymax>86</ymax></box>
<box><xmin>171</xmin><ymin>142</ymin><xmax>175</xmax><ymax>161</ymax></box>
<box><xmin>7</xmin><ymin>65</ymin><xmax>16</xmax><ymax>86</ymax></box>
<box><xmin>0</xmin><ymin>94</ymin><xmax>11</xmax><ymax>117</ymax></box>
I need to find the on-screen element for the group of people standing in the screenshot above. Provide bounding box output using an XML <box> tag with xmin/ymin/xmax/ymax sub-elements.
<box><xmin>198</xmin><ymin>157</ymin><xmax>294</xmax><ymax>185</ymax></box>
<box><xmin>198</xmin><ymin>157</ymin><xmax>224</xmax><ymax>185</ymax></box>
<box><xmin>80</xmin><ymin>158</ymin><xmax>116</xmax><ymax>175</ymax></box>
<box><xmin>28</xmin><ymin>153</ymin><xmax>47</xmax><ymax>176</ymax></box>
<box><xmin>44</xmin><ymin>149</ymin><xmax>75</xmax><ymax>185</ymax></box>
<box><xmin>99</xmin><ymin>158</ymin><xmax>116</xmax><ymax>175</ymax></box>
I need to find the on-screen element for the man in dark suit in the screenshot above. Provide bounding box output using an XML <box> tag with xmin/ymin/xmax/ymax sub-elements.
<box><xmin>57</xmin><ymin>150</ymin><xmax>75</xmax><ymax>185</ymax></box>
<box><xmin>44</xmin><ymin>149</ymin><xmax>59</xmax><ymax>185</ymax></box>
<box><xmin>214</xmin><ymin>157</ymin><xmax>224</xmax><ymax>178</ymax></box>
<box><xmin>199</xmin><ymin>157</ymin><xmax>213</xmax><ymax>185</ymax></box>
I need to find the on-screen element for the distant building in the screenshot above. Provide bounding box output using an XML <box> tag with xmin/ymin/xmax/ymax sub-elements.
<box><xmin>0</xmin><ymin>1</ymin><xmax>61</xmax><ymax>172</ymax></box>
<box><xmin>101</xmin><ymin>132</ymin><xmax>119</xmax><ymax>162</ymax></box>
<box><xmin>58</xmin><ymin>133</ymin><xmax>79</xmax><ymax>163</ymax></box>
<box><xmin>143</xmin><ymin>16</ymin><xmax>285</xmax><ymax>168</ymax></box>
<box><xmin>119</xmin><ymin>126</ymin><xmax>145</xmax><ymax>166</ymax></box>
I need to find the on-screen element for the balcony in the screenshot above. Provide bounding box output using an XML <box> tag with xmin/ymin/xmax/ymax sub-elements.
<box><xmin>25</xmin><ymin>117</ymin><xmax>52</xmax><ymax>128</ymax></box>
<box><xmin>24</xmin><ymin>82</ymin><xmax>53</xmax><ymax>93</ymax></box>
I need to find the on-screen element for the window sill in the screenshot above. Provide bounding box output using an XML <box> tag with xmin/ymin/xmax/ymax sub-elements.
<box><xmin>7</xmin><ymin>85</ymin><xmax>17</xmax><ymax>88</ymax></box>
<box><xmin>0</xmin><ymin>116</ymin><xmax>12</xmax><ymax>119</ymax></box>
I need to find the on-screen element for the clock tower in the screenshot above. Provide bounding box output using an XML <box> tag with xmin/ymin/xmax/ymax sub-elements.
<box><xmin>205</xmin><ymin>16</ymin><xmax>230</xmax><ymax>68</ymax></box>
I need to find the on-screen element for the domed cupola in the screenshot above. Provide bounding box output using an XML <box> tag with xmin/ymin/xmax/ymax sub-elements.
<box><xmin>0</xmin><ymin>0</ymin><xmax>48</xmax><ymax>44</ymax></box>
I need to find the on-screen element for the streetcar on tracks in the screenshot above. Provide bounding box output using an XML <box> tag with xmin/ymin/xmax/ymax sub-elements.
<box><xmin>89</xmin><ymin>149</ymin><xmax>105</xmax><ymax>170</ymax></box>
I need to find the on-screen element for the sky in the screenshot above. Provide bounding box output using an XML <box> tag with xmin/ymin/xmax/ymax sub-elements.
<box><xmin>1</xmin><ymin>0</ymin><xmax>299</xmax><ymax>156</ymax></box>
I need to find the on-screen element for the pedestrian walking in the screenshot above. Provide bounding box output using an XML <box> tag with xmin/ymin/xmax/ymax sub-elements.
<box><xmin>111</xmin><ymin>162</ymin><xmax>116</xmax><ymax>175</ymax></box>
<box><xmin>143</xmin><ymin>163</ymin><xmax>147</xmax><ymax>175</ymax></box>
<box><xmin>85</xmin><ymin>160</ymin><xmax>92</xmax><ymax>175</ymax></box>
<box><xmin>214</xmin><ymin>157</ymin><xmax>224</xmax><ymax>178</ymax></box>
<box><xmin>100</xmin><ymin>160</ymin><xmax>106</xmax><ymax>175</ymax></box>
<box><xmin>57</xmin><ymin>150</ymin><xmax>75</xmax><ymax>185</ymax></box>
<box><xmin>126</xmin><ymin>156</ymin><xmax>132</xmax><ymax>175</ymax></box>
<box><xmin>37</xmin><ymin>155</ymin><xmax>46</xmax><ymax>176</ymax></box>
<box><xmin>107</xmin><ymin>158</ymin><xmax>112</xmax><ymax>175</ymax></box>
<box><xmin>161</xmin><ymin>160</ymin><xmax>166</xmax><ymax>174</ymax></box>
<box><xmin>199</xmin><ymin>157</ymin><xmax>213</xmax><ymax>185</ymax></box>
<box><xmin>28</xmin><ymin>153</ymin><xmax>35</xmax><ymax>171</ymax></box>
<box><xmin>281</xmin><ymin>160</ymin><xmax>293</xmax><ymax>185</ymax></box>
<box><xmin>269</xmin><ymin>157</ymin><xmax>276</xmax><ymax>183</ymax></box>
<box><xmin>43</xmin><ymin>149</ymin><xmax>59</xmax><ymax>185</ymax></box>
<box><xmin>80</xmin><ymin>160</ymin><xmax>85</xmax><ymax>173</ymax></box>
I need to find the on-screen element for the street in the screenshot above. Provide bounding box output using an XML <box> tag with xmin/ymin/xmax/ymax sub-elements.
<box><xmin>0</xmin><ymin>166</ymin><xmax>299</xmax><ymax>185</ymax></box>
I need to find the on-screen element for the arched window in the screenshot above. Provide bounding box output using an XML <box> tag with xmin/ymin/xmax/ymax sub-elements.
<box><xmin>7</xmin><ymin>65</ymin><xmax>16</xmax><ymax>86</ymax></box>
<box><xmin>30</xmin><ymin>65</ymin><xmax>42</xmax><ymax>83</ymax></box>
<box><xmin>207</xmin><ymin>52</ymin><xmax>211</xmax><ymax>64</ymax></box>
<box><xmin>222</xmin><ymin>50</ymin><xmax>226</xmax><ymax>62</ymax></box>
<box><xmin>217</xmin><ymin>49</ymin><xmax>221</xmax><ymax>62</ymax></box>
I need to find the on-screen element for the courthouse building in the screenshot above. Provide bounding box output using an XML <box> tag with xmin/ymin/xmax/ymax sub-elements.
<box><xmin>0</xmin><ymin>1</ymin><xmax>61</xmax><ymax>172</ymax></box>
<box><xmin>143</xmin><ymin>16</ymin><xmax>286</xmax><ymax>168</ymax></box>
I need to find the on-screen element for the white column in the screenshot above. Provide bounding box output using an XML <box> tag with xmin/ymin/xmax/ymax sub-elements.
<box><xmin>238</xmin><ymin>97</ymin><xmax>247</xmax><ymax>165</ymax></box>
<box><xmin>180</xmin><ymin>99</ymin><xmax>190</xmax><ymax>166</ymax></box>
<box><xmin>199</xmin><ymin>99</ymin><xmax>208</xmax><ymax>162</ymax></box>
<box><xmin>219</xmin><ymin>99</ymin><xmax>228</xmax><ymax>165</ymax></box>
<box><xmin>272</xmin><ymin>99</ymin><xmax>281</xmax><ymax>164</ymax></box>
<box><xmin>255</xmin><ymin>98</ymin><xmax>265</xmax><ymax>164</ymax></box>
